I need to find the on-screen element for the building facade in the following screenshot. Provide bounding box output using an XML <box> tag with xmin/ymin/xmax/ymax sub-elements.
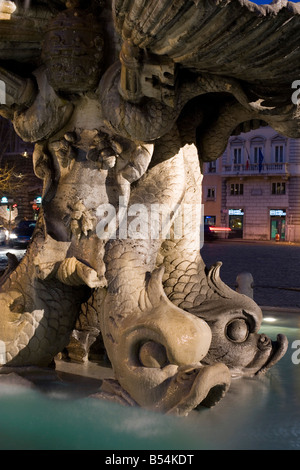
<box><xmin>202</xmin><ymin>126</ymin><xmax>300</xmax><ymax>242</ymax></box>
<box><xmin>0</xmin><ymin>117</ymin><xmax>42</xmax><ymax>226</ymax></box>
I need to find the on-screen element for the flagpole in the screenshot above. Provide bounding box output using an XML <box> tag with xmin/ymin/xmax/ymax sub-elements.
<box><xmin>246</xmin><ymin>148</ymin><xmax>250</xmax><ymax>170</ymax></box>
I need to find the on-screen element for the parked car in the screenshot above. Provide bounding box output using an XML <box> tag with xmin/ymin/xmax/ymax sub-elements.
<box><xmin>9</xmin><ymin>220</ymin><xmax>36</xmax><ymax>248</ymax></box>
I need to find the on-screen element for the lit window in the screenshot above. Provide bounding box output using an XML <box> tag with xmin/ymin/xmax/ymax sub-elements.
<box><xmin>206</xmin><ymin>187</ymin><xmax>216</xmax><ymax>200</ymax></box>
<box><xmin>204</xmin><ymin>216</ymin><xmax>216</xmax><ymax>226</ymax></box>
<box><xmin>230</xmin><ymin>184</ymin><xmax>244</xmax><ymax>196</ymax></box>
<box><xmin>272</xmin><ymin>182</ymin><xmax>286</xmax><ymax>195</ymax></box>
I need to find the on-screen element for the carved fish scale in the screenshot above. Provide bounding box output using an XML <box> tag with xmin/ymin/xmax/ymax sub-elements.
<box><xmin>0</xmin><ymin>218</ymin><xmax>86</xmax><ymax>366</ymax></box>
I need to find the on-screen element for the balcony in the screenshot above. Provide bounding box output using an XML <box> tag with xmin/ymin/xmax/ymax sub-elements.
<box><xmin>223</xmin><ymin>162</ymin><xmax>289</xmax><ymax>176</ymax></box>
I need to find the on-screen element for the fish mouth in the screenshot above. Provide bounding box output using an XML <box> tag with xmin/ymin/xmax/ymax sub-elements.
<box><xmin>163</xmin><ymin>362</ymin><xmax>231</xmax><ymax>416</ymax></box>
<box><xmin>256</xmin><ymin>334</ymin><xmax>288</xmax><ymax>376</ymax></box>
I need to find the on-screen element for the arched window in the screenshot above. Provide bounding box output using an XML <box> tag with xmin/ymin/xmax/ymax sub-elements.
<box><xmin>250</xmin><ymin>136</ymin><xmax>265</xmax><ymax>165</ymax></box>
<box><xmin>230</xmin><ymin>137</ymin><xmax>245</xmax><ymax>165</ymax></box>
<box><xmin>271</xmin><ymin>135</ymin><xmax>286</xmax><ymax>164</ymax></box>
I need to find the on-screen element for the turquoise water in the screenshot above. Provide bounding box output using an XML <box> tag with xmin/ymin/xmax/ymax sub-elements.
<box><xmin>0</xmin><ymin>315</ymin><xmax>299</xmax><ymax>450</ymax></box>
<box><xmin>0</xmin><ymin>391</ymin><xmax>205</xmax><ymax>450</ymax></box>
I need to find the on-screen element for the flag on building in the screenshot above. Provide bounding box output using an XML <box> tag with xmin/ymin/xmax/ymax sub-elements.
<box><xmin>259</xmin><ymin>149</ymin><xmax>264</xmax><ymax>173</ymax></box>
<box><xmin>246</xmin><ymin>149</ymin><xmax>250</xmax><ymax>170</ymax></box>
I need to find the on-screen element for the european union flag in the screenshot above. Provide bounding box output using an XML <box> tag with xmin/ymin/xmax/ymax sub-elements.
<box><xmin>258</xmin><ymin>149</ymin><xmax>264</xmax><ymax>173</ymax></box>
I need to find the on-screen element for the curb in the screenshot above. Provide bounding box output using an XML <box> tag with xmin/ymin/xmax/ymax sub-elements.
<box><xmin>208</xmin><ymin>239</ymin><xmax>300</xmax><ymax>246</ymax></box>
<box><xmin>261</xmin><ymin>306</ymin><xmax>300</xmax><ymax>314</ymax></box>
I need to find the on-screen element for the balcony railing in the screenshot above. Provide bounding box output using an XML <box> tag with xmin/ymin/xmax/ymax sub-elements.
<box><xmin>223</xmin><ymin>163</ymin><xmax>289</xmax><ymax>175</ymax></box>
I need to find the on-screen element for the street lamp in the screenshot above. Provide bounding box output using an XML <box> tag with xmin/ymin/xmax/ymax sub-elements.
<box><xmin>0</xmin><ymin>1</ymin><xmax>16</xmax><ymax>20</ymax></box>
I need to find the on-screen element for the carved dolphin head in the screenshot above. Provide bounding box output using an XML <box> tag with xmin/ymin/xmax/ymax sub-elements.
<box><xmin>189</xmin><ymin>263</ymin><xmax>288</xmax><ymax>377</ymax></box>
<box><xmin>100</xmin><ymin>267</ymin><xmax>231</xmax><ymax>415</ymax></box>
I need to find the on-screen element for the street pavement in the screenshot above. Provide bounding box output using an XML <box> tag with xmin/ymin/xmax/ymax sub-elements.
<box><xmin>201</xmin><ymin>240</ymin><xmax>300</xmax><ymax>309</ymax></box>
<box><xmin>0</xmin><ymin>241</ymin><xmax>299</xmax><ymax>309</ymax></box>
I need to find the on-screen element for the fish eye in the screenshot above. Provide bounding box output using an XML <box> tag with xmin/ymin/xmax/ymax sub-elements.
<box><xmin>226</xmin><ymin>318</ymin><xmax>249</xmax><ymax>343</ymax></box>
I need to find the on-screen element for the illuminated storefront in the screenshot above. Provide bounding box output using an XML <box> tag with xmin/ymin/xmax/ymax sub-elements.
<box><xmin>228</xmin><ymin>209</ymin><xmax>244</xmax><ymax>238</ymax></box>
<box><xmin>270</xmin><ymin>209</ymin><xmax>286</xmax><ymax>241</ymax></box>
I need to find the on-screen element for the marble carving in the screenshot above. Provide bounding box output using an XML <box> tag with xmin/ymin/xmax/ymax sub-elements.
<box><xmin>0</xmin><ymin>0</ymin><xmax>298</xmax><ymax>415</ymax></box>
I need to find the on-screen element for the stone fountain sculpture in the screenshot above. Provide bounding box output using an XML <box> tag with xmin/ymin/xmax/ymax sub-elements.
<box><xmin>0</xmin><ymin>0</ymin><xmax>298</xmax><ymax>416</ymax></box>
